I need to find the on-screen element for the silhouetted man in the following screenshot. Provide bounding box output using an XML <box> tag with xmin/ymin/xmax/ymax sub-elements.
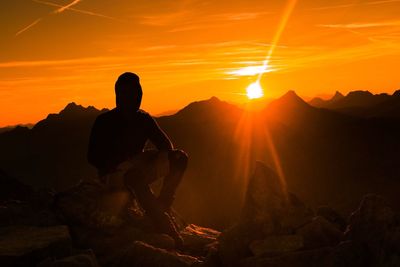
<box><xmin>87</xmin><ymin>72</ymin><xmax>187</xmax><ymax>248</ymax></box>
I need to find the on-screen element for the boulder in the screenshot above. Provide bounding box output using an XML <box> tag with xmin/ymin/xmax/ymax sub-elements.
<box><xmin>330</xmin><ymin>241</ymin><xmax>370</xmax><ymax>267</ymax></box>
<box><xmin>241</xmin><ymin>162</ymin><xmax>288</xmax><ymax>225</ymax></box>
<box><xmin>345</xmin><ymin>194</ymin><xmax>396</xmax><ymax>251</ymax></box>
<box><xmin>218</xmin><ymin>224</ymin><xmax>259</xmax><ymax>267</ymax></box>
<box><xmin>249</xmin><ymin>235</ymin><xmax>304</xmax><ymax>256</ymax></box>
<box><xmin>316</xmin><ymin>206</ymin><xmax>347</xmax><ymax>231</ymax></box>
<box><xmin>38</xmin><ymin>250</ymin><xmax>99</xmax><ymax>267</ymax></box>
<box><xmin>180</xmin><ymin>224</ymin><xmax>220</xmax><ymax>256</ymax></box>
<box><xmin>240</xmin><ymin>247</ymin><xmax>334</xmax><ymax>267</ymax></box>
<box><xmin>115</xmin><ymin>241</ymin><xmax>200</xmax><ymax>267</ymax></box>
<box><xmin>296</xmin><ymin>216</ymin><xmax>343</xmax><ymax>249</ymax></box>
<box><xmin>241</xmin><ymin>162</ymin><xmax>313</xmax><ymax>235</ymax></box>
<box><xmin>0</xmin><ymin>225</ymin><xmax>71</xmax><ymax>267</ymax></box>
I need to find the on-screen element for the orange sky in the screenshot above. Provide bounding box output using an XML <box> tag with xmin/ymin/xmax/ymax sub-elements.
<box><xmin>1</xmin><ymin>0</ymin><xmax>400</xmax><ymax>126</ymax></box>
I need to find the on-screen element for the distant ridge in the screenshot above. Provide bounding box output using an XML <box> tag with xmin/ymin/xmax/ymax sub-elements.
<box><xmin>308</xmin><ymin>90</ymin><xmax>400</xmax><ymax>117</ymax></box>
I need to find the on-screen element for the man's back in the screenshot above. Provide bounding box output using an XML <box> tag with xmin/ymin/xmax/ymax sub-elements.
<box><xmin>87</xmin><ymin>108</ymin><xmax>172</xmax><ymax>176</ymax></box>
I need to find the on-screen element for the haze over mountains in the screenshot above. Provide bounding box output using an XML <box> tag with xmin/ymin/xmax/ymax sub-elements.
<box><xmin>1</xmin><ymin>90</ymin><xmax>400</xmax><ymax>228</ymax></box>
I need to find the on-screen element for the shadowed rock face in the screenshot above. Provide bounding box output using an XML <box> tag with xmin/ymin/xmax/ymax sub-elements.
<box><xmin>0</xmin><ymin>172</ymin><xmax>220</xmax><ymax>267</ymax></box>
<box><xmin>218</xmin><ymin>162</ymin><xmax>400</xmax><ymax>267</ymax></box>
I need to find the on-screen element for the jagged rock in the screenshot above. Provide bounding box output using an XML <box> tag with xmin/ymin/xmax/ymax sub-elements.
<box><xmin>296</xmin><ymin>216</ymin><xmax>343</xmax><ymax>249</ymax></box>
<box><xmin>218</xmin><ymin>224</ymin><xmax>259</xmax><ymax>267</ymax></box>
<box><xmin>249</xmin><ymin>235</ymin><xmax>304</xmax><ymax>256</ymax></box>
<box><xmin>344</xmin><ymin>194</ymin><xmax>400</xmax><ymax>266</ymax></box>
<box><xmin>55</xmin><ymin>179</ymin><xmax>220</xmax><ymax>266</ymax></box>
<box><xmin>219</xmin><ymin>162</ymin><xmax>313</xmax><ymax>266</ymax></box>
<box><xmin>0</xmin><ymin>225</ymin><xmax>71</xmax><ymax>267</ymax></box>
<box><xmin>0</xmin><ymin>171</ymin><xmax>60</xmax><ymax>227</ymax></box>
<box><xmin>241</xmin><ymin>162</ymin><xmax>288</xmax><ymax>225</ymax></box>
<box><xmin>330</xmin><ymin>241</ymin><xmax>370</xmax><ymax>267</ymax></box>
<box><xmin>317</xmin><ymin>206</ymin><xmax>347</xmax><ymax>231</ymax></box>
<box><xmin>115</xmin><ymin>241</ymin><xmax>200</xmax><ymax>267</ymax></box>
<box><xmin>38</xmin><ymin>250</ymin><xmax>99</xmax><ymax>267</ymax></box>
<box><xmin>241</xmin><ymin>162</ymin><xmax>313</xmax><ymax>234</ymax></box>
<box><xmin>240</xmin><ymin>247</ymin><xmax>334</xmax><ymax>267</ymax></box>
<box><xmin>180</xmin><ymin>224</ymin><xmax>220</xmax><ymax>256</ymax></box>
<box><xmin>277</xmin><ymin>193</ymin><xmax>314</xmax><ymax>234</ymax></box>
<box><xmin>345</xmin><ymin>195</ymin><xmax>396</xmax><ymax>248</ymax></box>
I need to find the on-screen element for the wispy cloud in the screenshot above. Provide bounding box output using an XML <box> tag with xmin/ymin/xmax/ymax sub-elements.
<box><xmin>0</xmin><ymin>57</ymin><xmax>120</xmax><ymax>68</ymax></box>
<box><xmin>319</xmin><ymin>20</ymin><xmax>400</xmax><ymax>29</ymax></box>
<box><xmin>312</xmin><ymin>0</ymin><xmax>400</xmax><ymax>10</ymax></box>
<box><xmin>226</xmin><ymin>65</ymin><xmax>276</xmax><ymax>76</ymax></box>
<box><xmin>139</xmin><ymin>10</ymin><xmax>270</xmax><ymax>32</ymax></box>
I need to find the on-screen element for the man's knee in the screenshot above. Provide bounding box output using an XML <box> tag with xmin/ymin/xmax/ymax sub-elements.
<box><xmin>168</xmin><ymin>149</ymin><xmax>188</xmax><ymax>171</ymax></box>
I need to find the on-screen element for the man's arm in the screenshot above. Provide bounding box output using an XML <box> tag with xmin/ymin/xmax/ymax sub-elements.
<box><xmin>147</xmin><ymin>115</ymin><xmax>173</xmax><ymax>151</ymax></box>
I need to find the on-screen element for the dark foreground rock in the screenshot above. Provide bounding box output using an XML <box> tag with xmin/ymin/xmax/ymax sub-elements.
<box><xmin>217</xmin><ymin>162</ymin><xmax>400</xmax><ymax>267</ymax></box>
<box><xmin>1</xmin><ymin>165</ymin><xmax>400</xmax><ymax>266</ymax></box>
<box><xmin>0</xmin><ymin>225</ymin><xmax>71</xmax><ymax>267</ymax></box>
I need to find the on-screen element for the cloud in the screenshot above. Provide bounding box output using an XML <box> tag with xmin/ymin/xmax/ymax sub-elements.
<box><xmin>226</xmin><ymin>65</ymin><xmax>275</xmax><ymax>76</ymax></box>
<box><xmin>312</xmin><ymin>0</ymin><xmax>400</xmax><ymax>10</ymax></box>
<box><xmin>0</xmin><ymin>57</ymin><xmax>121</xmax><ymax>68</ymax></box>
<box><xmin>318</xmin><ymin>20</ymin><xmax>400</xmax><ymax>29</ymax></box>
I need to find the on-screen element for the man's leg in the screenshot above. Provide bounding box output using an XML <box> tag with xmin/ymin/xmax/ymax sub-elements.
<box><xmin>158</xmin><ymin>150</ymin><xmax>188</xmax><ymax>211</ymax></box>
<box><xmin>124</xmin><ymin>164</ymin><xmax>184</xmax><ymax>248</ymax></box>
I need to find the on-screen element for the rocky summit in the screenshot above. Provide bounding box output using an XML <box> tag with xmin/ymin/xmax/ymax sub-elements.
<box><xmin>1</xmin><ymin>164</ymin><xmax>399</xmax><ymax>267</ymax></box>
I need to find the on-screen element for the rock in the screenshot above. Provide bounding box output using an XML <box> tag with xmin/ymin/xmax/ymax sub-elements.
<box><xmin>180</xmin><ymin>224</ymin><xmax>220</xmax><ymax>256</ymax></box>
<box><xmin>241</xmin><ymin>163</ymin><xmax>313</xmax><ymax>235</ymax></box>
<box><xmin>218</xmin><ymin>224</ymin><xmax>259</xmax><ymax>267</ymax></box>
<box><xmin>278</xmin><ymin>193</ymin><xmax>314</xmax><ymax>234</ymax></box>
<box><xmin>296</xmin><ymin>216</ymin><xmax>343</xmax><ymax>249</ymax></box>
<box><xmin>330</xmin><ymin>241</ymin><xmax>370</xmax><ymax>267</ymax></box>
<box><xmin>241</xmin><ymin>162</ymin><xmax>288</xmax><ymax>225</ymax></box>
<box><xmin>345</xmin><ymin>195</ymin><xmax>396</xmax><ymax>251</ymax></box>
<box><xmin>115</xmin><ymin>241</ymin><xmax>200</xmax><ymax>267</ymax></box>
<box><xmin>249</xmin><ymin>235</ymin><xmax>304</xmax><ymax>256</ymax></box>
<box><xmin>38</xmin><ymin>250</ymin><xmax>99</xmax><ymax>267</ymax></box>
<box><xmin>0</xmin><ymin>171</ymin><xmax>60</xmax><ymax>228</ymax></box>
<box><xmin>240</xmin><ymin>247</ymin><xmax>334</xmax><ymax>267</ymax></box>
<box><xmin>317</xmin><ymin>206</ymin><xmax>347</xmax><ymax>231</ymax></box>
<box><xmin>0</xmin><ymin>225</ymin><xmax>71</xmax><ymax>267</ymax></box>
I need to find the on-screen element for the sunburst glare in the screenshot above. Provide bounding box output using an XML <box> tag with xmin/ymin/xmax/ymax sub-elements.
<box><xmin>246</xmin><ymin>80</ymin><xmax>264</xmax><ymax>99</ymax></box>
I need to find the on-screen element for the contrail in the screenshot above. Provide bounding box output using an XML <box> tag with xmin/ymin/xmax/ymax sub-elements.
<box><xmin>32</xmin><ymin>0</ymin><xmax>118</xmax><ymax>20</ymax></box>
<box><xmin>54</xmin><ymin>0</ymin><xmax>81</xmax><ymax>13</ymax></box>
<box><xmin>15</xmin><ymin>18</ymin><xmax>42</xmax><ymax>36</ymax></box>
<box><xmin>15</xmin><ymin>0</ymin><xmax>117</xmax><ymax>36</ymax></box>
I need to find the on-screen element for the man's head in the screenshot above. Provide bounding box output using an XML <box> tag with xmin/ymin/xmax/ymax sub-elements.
<box><xmin>115</xmin><ymin>72</ymin><xmax>142</xmax><ymax>111</ymax></box>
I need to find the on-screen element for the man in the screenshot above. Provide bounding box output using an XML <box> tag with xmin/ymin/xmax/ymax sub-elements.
<box><xmin>87</xmin><ymin>72</ymin><xmax>187</xmax><ymax>248</ymax></box>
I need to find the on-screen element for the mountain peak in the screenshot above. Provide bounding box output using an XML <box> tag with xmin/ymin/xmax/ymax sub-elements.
<box><xmin>175</xmin><ymin>96</ymin><xmax>239</xmax><ymax>119</ymax></box>
<box><xmin>346</xmin><ymin>90</ymin><xmax>373</xmax><ymax>98</ymax></box>
<box><xmin>278</xmin><ymin>90</ymin><xmax>308</xmax><ymax>105</ymax></box>
<box><xmin>331</xmin><ymin>91</ymin><xmax>344</xmax><ymax>102</ymax></box>
<box><xmin>265</xmin><ymin>90</ymin><xmax>311</xmax><ymax>114</ymax></box>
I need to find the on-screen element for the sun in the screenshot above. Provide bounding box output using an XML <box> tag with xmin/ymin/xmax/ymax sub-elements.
<box><xmin>246</xmin><ymin>81</ymin><xmax>264</xmax><ymax>99</ymax></box>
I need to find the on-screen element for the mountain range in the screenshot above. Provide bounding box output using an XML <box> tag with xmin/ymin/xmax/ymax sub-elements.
<box><xmin>1</xmin><ymin>90</ymin><xmax>400</xmax><ymax>229</ymax></box>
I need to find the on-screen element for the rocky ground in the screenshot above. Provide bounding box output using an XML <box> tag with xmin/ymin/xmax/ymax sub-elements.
<box><xmin>0</xmin><ymin>163</ymin><xmax>399</xmax><ymax>267</ymax></box>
